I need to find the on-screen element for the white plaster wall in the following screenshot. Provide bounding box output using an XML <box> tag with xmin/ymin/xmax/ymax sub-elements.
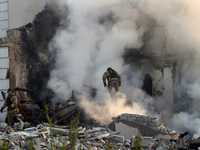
<box><xmin>9</xmin><ymin>0</ymin><xmax>50</xmax><ymax>29</ymax></box>
<box><xmin>150</xmin><ymin>27</ymin><xmax>166</xmax><ymax>53</ymax></box>
<box><xmin>163</xmin><ymin>67</ymin><xmax>173</xmax><ymax>107</ymax></box>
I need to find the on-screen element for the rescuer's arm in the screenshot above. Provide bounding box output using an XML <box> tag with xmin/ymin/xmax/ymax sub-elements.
<box><xmin>102</xmin><ymin>71</ymin><xmax>108</xmax><ymax>87</ymax></box>
<box><xmin>1</xmin><ymin>102</ymin><xmax>6</xmax><ymax>113</ymax></box>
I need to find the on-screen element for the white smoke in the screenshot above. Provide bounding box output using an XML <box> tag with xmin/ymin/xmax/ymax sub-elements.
<box><xmin>48</xmin><ymin>0</ymin><xmax>200</xmax><ymax>137</ymax></box>
<box><xmin>132</xmin><ymin>0</ymin><xmax>200</xmax><ymax>137</ymax></box>
<box><xmin>48</xmin><ymin>0</ymin><xmax>149</xmax><ymax>125</ymax></box>
<box><xmin>170</xmin><ymin>112</ymin><xmax>200</xmax><ymax>138</ymax></box>
<box><xmin>78</xmin><ymin>92</ymin><xmax>146</xmax><ymax>124</ymax></box>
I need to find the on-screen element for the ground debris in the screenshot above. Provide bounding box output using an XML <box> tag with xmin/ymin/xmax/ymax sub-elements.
<box><xmin>0</xmin><ymin>113</ymin><xmax>194</xmax><ymax>149</ymax></box>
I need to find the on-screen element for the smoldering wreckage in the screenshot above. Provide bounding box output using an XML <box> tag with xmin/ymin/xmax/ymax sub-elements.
<box><xmin>0</xmin><ymin>88</ymin><xmax>199</xmax><ymax>150</ymax></box>
<box><xmin>1</xmin><ymin>0</ymin><xmax>200</xmax><ymax>150</ymax></box>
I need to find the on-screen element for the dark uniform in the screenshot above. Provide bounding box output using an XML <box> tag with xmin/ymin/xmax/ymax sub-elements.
<box><xmin>102</xmin><ymin>67</ymin><xmax>121</xmax><ymax>93</ymax></box>
<box><xmin>1</xmin><ymin>89</ymin><xmax>20</xmax><ymax>127</ymax></box>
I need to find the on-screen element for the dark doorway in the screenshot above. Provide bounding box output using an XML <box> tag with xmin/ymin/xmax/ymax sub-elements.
<box><xmin>141</xmin><ymin>74</ymin><xmax>153</xmax><ymax>96</ymax></box>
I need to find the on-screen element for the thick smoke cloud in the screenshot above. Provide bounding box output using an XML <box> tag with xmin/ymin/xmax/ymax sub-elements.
<box><xmin>170</xmin><ymin>112</ymin><xmax>200</xmax><ymax>138</ymax></box>
<box><xmin>48</xmin><ymin>0</ymin><xmax>200</xmax><ymax>137</ymax></box>
<box><xmin>132</xmin><ymin>0</ymin><xmax>200</xmax><ymax>137</ymax></box>
<box><xmin>48</xmin><ymin>0</ymin><xmax>149</xmax><ymax>125</ymax></box>
<box><xmin>78</xmin><ymin>92</ymin><xmax>146</xmax><ymax>124</ymax></box>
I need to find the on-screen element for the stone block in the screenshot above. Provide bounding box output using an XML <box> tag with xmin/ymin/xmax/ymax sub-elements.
<box><xmin>20</xmin><ymin>140</ymin><xmax>26</xmax><ymax>148</ymax></box>
<box><xmin>9</xmin><ymin>136</ymin><xmax>18</xmax><ymax>143</ymax></box>
<box><xmin>149</xmin><ymin>122</ymin><xmax>157</xmax><ymax>126</ymax></box>
<box><xmin>141</xmin><ymin>137</ymin><xmax>153</xmax><ymax>148</ymax></box>
<box><xmin>127</xmin><ymin>117</ymin><xmax>136</xmax><ymax>122</ymax></box>
<box><xmin>155</xmin><ymin>142</ymin><xmax>169</xmax><ymax>150</ymax></box>
<box><xmin>8</xmin><ymin>141</ymin><xmax>15</xmax><ymax>148</ymax></box>
<box><xmin>108</xmin><ymin>135</ymin><xmax>124</xmax><ymax>143</ymax></box>
<box><xmin>117</xmin><ymin>115</ymin><xmax>128</xmax><ymax>121</ymax></box>
<box><xmin>96</xmin><ymin>133</ymin><xmax>110</xmax><ymax>139</ymax></box>
<box><xmin>23</xmin><ymin>122</ymin><xmax>31</xmax><ymax>128</ymax></box>
<box><xmin>14</xmin><ymin>146</ymin><xmax>20</xmax><ymax>150</ymax></box>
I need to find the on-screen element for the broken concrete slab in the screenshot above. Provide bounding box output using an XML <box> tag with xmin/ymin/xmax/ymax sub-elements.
<box><xmin>96</xmin><ymin>133</ymin><xmax>110</xmax><ymax>139</ymax></box>
<box><xmin>115</xmin><ymin>122</ymin><xmax>138</xmax><ymax>140</ymax></box>
<box><xmin>9</xmin><ymin>131</ymin><xmax>38</xmax><ymax>137</ymax></box>
<box><xmin>110</xmin><ymin>113</ymin><xmax>170</xmax><ymax>137</ymax></box>
<box><xmin>91</xmin><ymin>127</ymin><xmax>108</xmax><ymax>132</ymax></box>
<box><xmin>154</xmin><ymin>134</ymin><xmax>172</xmax><ymax>140</ymax></box>
<box><xmin>155</xmin><ymin>142</ymin><xmax>169</xmax><ymax>150</ymax></box>
<box><xmin>0</xmin><ymin>113</ymin><xmax>195</xmax><ymax>150</ymax></box>
<box><xmin>13</xmin><ymin>122</ymin><xmax>24</xmax><ymax>130</ymax></box>
<box><xmin>108</xmin><ymin>135</ymin><xmax>124</xmax><ymax>143</ymax></box>
<box><xmin>141</xmin><ymin>136</ymin><xmax>153</xmax><ymax>148</ymax></box>
<box><xmin>24</xmin><ymin>127</ymin><xmax>36</xmax><ymax>131</ymax></box>
<box><xmin>86</xmin><ymin>141</ymin><xmax>104</xmax><ymax>147</ymax></box>
<box><xmin>20</xmin><ymin>140</ymin><xmax>26</xmax><ymax>148</ymax></box>
<box><xmin>13</xmin><ymin>146</ymin><xmax>20</xmax><ymax>150</ymax></box>
<box><xmin>47</xmin><ymin>127</ymin><xmax>69</xmax><ymax>136</ymax></box>
<box><xmin>23</xmin><ymin>122</ymin><xmax>31</xmax><ymax>128</ymax></box>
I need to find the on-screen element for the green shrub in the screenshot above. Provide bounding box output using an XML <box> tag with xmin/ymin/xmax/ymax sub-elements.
<box><xmin>29</xmin><ymin>137</ymin><xmax>36</xmax><ymax>150</ymax></box>
<box><xmin>0</xmin><ymin>138</ymin><xmax>9</xmax><ymax>150</ymax></box>
<box><xmin>106</xmin><ymin>141</ymin><xmax>112</xmax><ymax>150</ymax></box>
<box><xmin>67</xmin><ymin>112</ymin><xmax>81</xmax><ymax>150</ymax></box>
<box><xmin>132</xmin><ymin>130</ymin><xmax>142</xmax><ymax>150</ymax></box>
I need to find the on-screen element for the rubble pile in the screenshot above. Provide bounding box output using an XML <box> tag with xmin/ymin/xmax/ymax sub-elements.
<box><xmin>110</xmin><ymin>113</ymin><xmax>177</xmax><ymax>136</ymax></box>
<box><xmin>0</xmin><ymin>114</ymin><xmax>196</xmax><ymax>150</ymax></box>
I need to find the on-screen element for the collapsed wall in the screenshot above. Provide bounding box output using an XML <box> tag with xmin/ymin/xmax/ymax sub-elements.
<box><xmin>0</xmin><ymin>1</ymin><xmax>182</xmax><ymax>127</ymax></box>
<box><xmin>0</xmin><ymin>3</ymin><xmax>62</xmax><ymax>99</ymax></box>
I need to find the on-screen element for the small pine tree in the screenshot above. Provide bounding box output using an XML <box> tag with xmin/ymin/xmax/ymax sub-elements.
<box><xmin>68</xmin><ymin>112</ymin><xmax>81</xmax><ymax>150</ymax></box>
<box><xmin>133</xmin><ymin>130</ymin><xmax>142</xmax><ymax>150</ymax></box>
<box><xmin>106</xmin><ymin>141</ymin><xmax>112</xmax><ymax>150</ymax></box>
<box><xmin>29</xmin><ymin>137</ymin><xmax>36</xmax><ymax>150</ymax></box>
<box><xmin>1</xmin><ymin>138</ymin><xmax>9</xmax><ymax>150</ymax></box>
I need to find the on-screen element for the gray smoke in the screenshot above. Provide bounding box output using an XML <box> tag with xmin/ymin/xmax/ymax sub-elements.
<box><xmin>48</xmin><ymin>0</ymin><xmax>200</xmax><ymax>136</ymax></box>
<box><xmin>47</xmin><ymin>0</ymin><xmax>151</xmax><ymax>125</ymax></box>
<box><xmin>132</xmin><ymin>0</ymin><xmax>200</xmax><ymax>137</ymax></box>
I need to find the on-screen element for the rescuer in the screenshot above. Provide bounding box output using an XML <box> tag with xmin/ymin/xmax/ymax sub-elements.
<box><xmin>102</xmin><ymin>67</ymin><xmax>121</xmax><ymax>93</ymax></box>
<box><xmin>1</xmin><ymin>88</ymin><xmax>22</xmax><ymax>132</ymax></box>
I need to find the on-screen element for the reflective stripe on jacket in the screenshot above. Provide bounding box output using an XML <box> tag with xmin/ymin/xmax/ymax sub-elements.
<box><xmin>8</xmin><ymin>107</ymin><xmax>19</xmax><ymax>114</ymax></box>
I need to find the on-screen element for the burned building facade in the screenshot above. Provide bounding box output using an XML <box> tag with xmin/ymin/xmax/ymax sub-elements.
<box><xmin>0</xmin><ymin>1</ymin><xmax>57</xmax><ymax>124</ymax></box>
<box><xmin>0</xmin><ymin>1</ymin><xmax>182</xmax><ymax>124</ymax></box>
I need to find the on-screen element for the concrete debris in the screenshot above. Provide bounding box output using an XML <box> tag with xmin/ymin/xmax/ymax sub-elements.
<box><xmin>111</xmin><ymin>113</ymin><xmax>175</xmax><ymax>136</ymax></box>
<box><xmin>156</xmin><ymin>142</ymin><xmax>169</xmax><ymax>150</ymax></box>
<box><xmin>141</xmin><ymin>136</ymin><xmax>153</xmax><ymax>148</ymax></box>
<box><xmin>108</xmin><ymin>135</ymin><xmax>124</xmax><ymax>143</ymax></box>
<box><xmin>13</xmin><ymin>122</ymin><xmax>24</xmax><ymax>130</ymax></box>
<box><xmin>0</xmin><ymin>113</ymin><xmax>195</xmax><ymax>150</ymax></box>
<box><xmin>47</xmin><ymin>127</ymin><xmax>69</xmax><ymax>136</ymax></box>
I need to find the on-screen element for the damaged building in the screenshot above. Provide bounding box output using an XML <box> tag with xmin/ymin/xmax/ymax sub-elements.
<box><xmin>0</xmin><ymin>1</ymin><xmax>179</xmax><ymax>122</ymax></box>
<box><xmin>0</xmin><ymin>0</ymin><xmax>199</xmax><ymax>149</ymax></box>
<box><xmin>0</xmin><ymin>0</ymin><xmax>52</xmax><ymax>124</ymax></box>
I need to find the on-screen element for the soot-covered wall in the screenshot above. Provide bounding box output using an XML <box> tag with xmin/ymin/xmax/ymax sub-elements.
<box><xmin>0</xmin><ymin>2</ymin><xmax>177</xmax><ymax>109</ymax></box>
<box><xmin>0</xmin><ymin>3</ymin><xmax>64</xmax><ymax>98</ymax></box>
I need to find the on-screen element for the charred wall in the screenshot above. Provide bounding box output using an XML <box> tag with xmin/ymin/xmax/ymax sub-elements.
<box><xmin>0</xmin><ymin>3</ymin><xmax>66</xmax><ymax>99</ymax></box>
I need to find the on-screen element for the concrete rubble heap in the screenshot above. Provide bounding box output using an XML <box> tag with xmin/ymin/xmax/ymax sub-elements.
<box><xmin>110</xmin><ymin>113</ymin><xmax>177</xmax><ymax>137</ymax></box>
<box><xmin>0</xmin><ymin>113</ymin><xmax>197</xmax><ymax>150</ymax></box>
